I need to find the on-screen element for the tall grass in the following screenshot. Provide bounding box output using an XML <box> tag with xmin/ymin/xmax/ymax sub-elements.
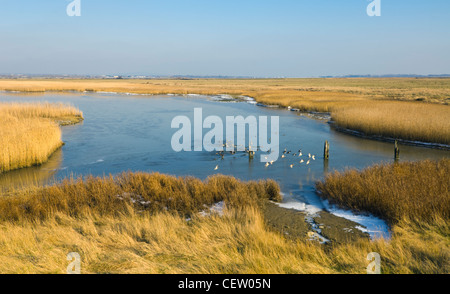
<box><xmin>0</xmin><ymin>172</ymin><xmax>281</xmax><ymax>222</ymax></box>
<box><xmin>1</xmin><ymin>78</ymin><xmax>449</xmax><ymax>104</ymax></box>
<box><xmin>316</xmin><ymin>159</ymin><xmax>450</xmax><ymax>225</ymax></box>
<box><xmin>0</xmin><ymin>171</ymin><xmax>447</xmax><ymax>274</ymax></box>
<box><xmin>0</xmin><ymin>102</ymin><xmax>82</xmax><ymax>122</ymax></box>
<box><xmin>0</xmin><ymin>207</ymin><xmax>336</xmax><ymax>274</ymax></box>
<box><xmin>332</xmin><ymin>102</ymin><xmax>450</xmax><ymax>144</ymax></box>
<box><xmin>0</xmin><ymin>149</ymin><xmax>63</xmax><ymax>192</ymax></box>
<box><xmin>0</xmin><ymin>102</ymin><xmax>83</xmax><ymax>173</ymax></box>
<box><xmin>1</xmin><ymin>78</ymin><xmax>448</xmax><ymax>144</ymax></box>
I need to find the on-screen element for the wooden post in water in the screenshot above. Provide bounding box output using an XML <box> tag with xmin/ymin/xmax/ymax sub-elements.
<box><xmin>324</xmin><ymin>141</ymin><xmax>330</xmax><ymax>160</ymax></box>
<box><xmin>323</xmin><ymin>156</ymin><xmax>329</xmax><ymax>174</ymax></box>
<box><xmin>394</xmin><ymin>140</ymin><xmax>400</xmax><ymax>160</ymax></box>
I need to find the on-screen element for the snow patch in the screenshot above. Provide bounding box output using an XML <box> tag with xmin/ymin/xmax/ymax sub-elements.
<box><xmin>322</xmin><ymin>200</ymin><xmax>391</xmax><ymax>240</ymax></box>
<box><xmin>276</xmin><ymin>192</ymin><xmax>391</xmax><ymax>240</ymax></box>
<box><xmin>199</xmin><ymin>201</ymin><xmax>225</xmax><ymax>217</ymax></box>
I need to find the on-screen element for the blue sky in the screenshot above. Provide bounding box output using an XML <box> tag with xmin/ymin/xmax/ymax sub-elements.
<box><xmin>0</xmin><ymin>0</ymin><xmax>449</xmax><ymax>77</ymax></box>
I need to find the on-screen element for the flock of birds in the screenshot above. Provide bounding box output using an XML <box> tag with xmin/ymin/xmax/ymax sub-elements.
<box><xmin>213</xmin><ymin>145</ymin><xmax>317</xmax><ymax>171</ymax></box>
<box><xmin>272</xmin><ymin>148</ymin><xmax>316</xmax><ymax>169</ymax></box>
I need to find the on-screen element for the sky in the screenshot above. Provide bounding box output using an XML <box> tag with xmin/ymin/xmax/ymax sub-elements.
<box><xmin>0</xmin><ymin>0</ymin><xmax>449</xmax><ymax>77</ymax></box>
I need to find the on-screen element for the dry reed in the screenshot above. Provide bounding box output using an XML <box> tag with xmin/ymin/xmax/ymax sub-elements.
<box><xmin>0</xmin><ymin>172</ymin><xmax>281</xmax><ymax>222</ymax></box>
<box><xmin>0</xmin><ymin>102</ymin><xmax>83</xmax><ymax>173</ymax></box>
<box><xmin>1</xmin><ymin>78</ymin><xmax>448</xmax><ymax>144</ymax></box>
<box><xmin>316</xmin><ymin>159</ymin><xmax>450</xmax><ymax>225</ymax></box>
<box><xmin>332</xmin><ymin>102</ymin><xmax>450</xmax><ymax>144</ymax></box>
<box><xmin>0</xmin><ymin>171</ymin><xmax>447</xmax><ymax>274</ymax></box>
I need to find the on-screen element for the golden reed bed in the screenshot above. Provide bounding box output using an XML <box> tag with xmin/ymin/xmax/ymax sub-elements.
<box><xmin>0</xmin><ymin>102</ymin><xmax>83</xmax><ymax>173</ymax></box>
<box><xmin>317</xmin><ymin>159</ymin><xmax>450</xmax><ymax>225</ymax></box>
<box><xmin>1</xmin><ymin>78</ymin><xmax>449</xmax><ymax>145</ymax></box>
<box><xmin>0</xmin><ymin>170</ymin><xmax>447</xmax><ymax>274</ymax></box>
<box><xmin>332</xmin><ymin>101</ymin><xmax>450</xmax><ymax>145</ymax></box>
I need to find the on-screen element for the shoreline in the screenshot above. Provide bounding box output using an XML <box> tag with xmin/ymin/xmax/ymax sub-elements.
<box><xmin>328</xmin><ymin>122</ymin><xmax>450</xmax><ymax>151</ymax></box>
<box><xmin>0</xmin><ymin>92</ymin><xmax>392</xmax><ymax>243</ymax></box>
<box><xmin>2</xmin><ymin>89</ymin><xmax>448</xmax><ymax>150</ymax></box>
<box><xmin>0</xmin><ymin>101</ymin><xmax>84</xmax><ymax>175</ymax></box>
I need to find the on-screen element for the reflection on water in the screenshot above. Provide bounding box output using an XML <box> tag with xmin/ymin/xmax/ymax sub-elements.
<box><xmin>0</xmin><ymin>148</ymin><xmax>63</xmax><ymax>192</ymax></box>
<box><xmin>0</xmin><ymin>92</ymin><xmax>448</xmax><ymax>237</ymax></box>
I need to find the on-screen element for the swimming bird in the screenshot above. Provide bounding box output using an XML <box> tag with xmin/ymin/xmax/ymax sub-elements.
<box><xmin>214</xmin><ymin>165</ymin><xmax>219</xmax><ymax>170</ymax></box>
<box><xmin>308</xmin><ymin>153</ymin><xmax>311</xmax><ymax>158</ymax></box>
<box><xmin>265</xmin><ymin>162</ymin><xmax>270</xmax><ymax>167</ymax></box>
<box><xmin>290</xmin><ymin>164</ymin><xmax>294</xmax><ymax>168</ymax></box>
<box><xmin>281</xmin><ymin>155</ymin><xmax>285</xmax><ymax>158</ymax></box>
<box><xmin>299</xmin><ymin>160</ymin><xmax>304</xmax><ymax>164</ymax></box>
<box><xmin>299</xmin><ymin>152</ymin><xmax>302</xmax><ymax>157</ymax></box>
<box><xmin>306</xmin><ymin>160</ymin><xmax>310</xmax><ymax>165</ymax></box>
<box><xmin>312</xmin><ymin>155</ymin><xmax>316</xmax><ymax>160</ymax></box>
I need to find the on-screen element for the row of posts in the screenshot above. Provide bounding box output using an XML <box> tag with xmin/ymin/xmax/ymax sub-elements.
<box><xmin>246</xmin><ymin>140</ymin><xmax>400</xmax><ymax>161</ymax></box>
<box><xmin>324</xmin><ymin>140</ymin><xmax>400</xmax><ymax>160</ymax></box>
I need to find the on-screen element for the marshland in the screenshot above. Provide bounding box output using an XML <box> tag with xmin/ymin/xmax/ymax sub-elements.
<box><xmin>0</xmin><ymin>78</ymin><xmax>449</xmax><ymax>274</ymax></box>
<box><xmin>0</xmin><ymin>102</ymin><xmax>83</xmax><ymax>173</ymax></box>
<box><xmin>1</xmin><ymin>78</ymin><xmax>449</xmax><ymax>145</ymax></box>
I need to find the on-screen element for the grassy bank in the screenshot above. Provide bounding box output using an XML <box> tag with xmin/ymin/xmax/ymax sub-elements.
<box><xmin>0</xmin><ymin>102</ymin><xmax>83</xmax><ymax>173</ymax></box>
<box><xmin>332</xmin><ymin>102</ymin><xmax>450</xmax><ymax>145</ymax></box>
<box><xmin>1</xmin><ymin>78</ymin><xmax>449</xmax><ymax>145</ymax></box>
<box><xmin>316</xmin><ymin>159</ymin><xmax>450</xmax><ymax>226</ymax></box>
<box><xmin>315</xmin><ymin>159</ymin><xmax>450</xmax><ymax>274</ymax></box>
<box><xmin>1</xmin><ymin>78</ymin><xmax>449</xmax><ymax>104</ymax></box>
<box><xmin>0</xmin><ymin>171</ymin><xmax>448</xmax><ymax>274</ymax></box>
<box><xmin>0</xmin><ymin>172</ymin><xmax>280</xmax><ymax>222</ymax></box>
